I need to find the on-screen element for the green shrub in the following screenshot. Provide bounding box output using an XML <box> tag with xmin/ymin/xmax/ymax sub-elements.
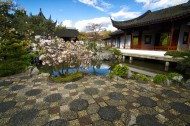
<box><xmin>104</xmin><ymin>46</ymin><xmax>111</xmax><ymax>50</ymax></box>
<box><xmin>109</xmin><ymin>71</ymin><xmax>114</xmax><ymax>79</ymax></box>
<box><xmin>167</xmin><ymin>72</ymin><xmax>182</xmax><ymax>80</ymax></box>
<box><xmin>111</xmin><ymin>48</ymin><xmax>122</xmax><ymax>56</ymax></box>
<box><xmin>165</xmin><ymin>51</ymin><xmax>190</xmax><ymax>68</ymax></box>
<box><xmin>164</xmin><ymin>50</ymin><xmax>184</xmax><ymax>57</ymax></box>
<box><xmin>0</xmin><ymin>59</ymin><xmax>30</xmax><ymax>77</ymax></box>
<box><xmin>153</xmin><ymin>74</ymin><xmax>167</xmax><ymax>84</ymax></box>
<box><xmin>113</xmin><ymin>64</ymin><xmax>128</xmax><ymax>78</ymax></box>
<box><xmin>49</xmin><ymin>72</ymin><xmax>83</xmax><ymax>83</ymax></box>
<box><xmin>136</xmin><ymin>74</ymin><xmax>149</xmax><ymax>82</ymax></box>
<box><xmin>131</xmin><ymin>72</ymin><xmax>137</xmax><ymax>79</ymax></box>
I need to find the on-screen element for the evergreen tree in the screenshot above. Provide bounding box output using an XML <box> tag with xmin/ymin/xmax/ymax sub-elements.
<box><xmin>0</xmin><ymin>1</ymin><xmax>30</xmax><ymax>76</ymax></box>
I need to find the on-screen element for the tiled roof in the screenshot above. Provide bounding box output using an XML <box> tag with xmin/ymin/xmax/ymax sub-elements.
<box><xmin>111</xmin><ymin>1</ymin><xmax>190</xmax><ymax>29</ymax></box>
<box><xmin>55</xmin><ymin>28</ymin><xmax>79</xmax><ymax>38</ymax></box>
<box><xmin>110</xmin><ymin>30</ymin><xmax>124</xmax><ymax>36</ymax></box>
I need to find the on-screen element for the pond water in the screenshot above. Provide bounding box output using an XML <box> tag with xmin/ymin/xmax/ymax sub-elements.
<box><xmin>52</xmin><ymin>63</ymin><xmax>111</xmax><ymax>76</ymax></box>
<box><xmin>41</xmin><ymin>58</ymin><xmax>184</xmax><ymax>77</ymax></box>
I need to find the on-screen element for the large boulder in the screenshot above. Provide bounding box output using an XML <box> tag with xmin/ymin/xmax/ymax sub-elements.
<box><xmin>30</xmin><ymin>67</ymin><xmax>39</xmax><ymax>76</ymax></box>
<box><xmin>184</xmin><ymin>79</ymin><xmax>190</xmax><ymax>89</ymax></box>
<box><xmin>126</xmin><ymin>70</ymin><xmax>132</xmax><ymax>79</ymax></box>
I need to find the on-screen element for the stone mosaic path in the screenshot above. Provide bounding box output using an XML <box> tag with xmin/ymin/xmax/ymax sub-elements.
<box><xmin>0</xmin><ymin>73</ymin><xmax>190</xmax><ymax>126</ymax></box>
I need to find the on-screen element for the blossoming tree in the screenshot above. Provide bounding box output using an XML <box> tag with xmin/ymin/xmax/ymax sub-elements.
<box><xmin>38</xmin><ymin>37</ymin><xmax>92</xmax><ymax>77</ymax></box>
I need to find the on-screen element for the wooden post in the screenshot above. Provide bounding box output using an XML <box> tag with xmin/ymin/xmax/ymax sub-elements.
<box><xmin>124</xmin><ymin>31</ymin><xmax>127</xmax><ymax>49</ymax></box>
<box><xmin>170</xmin><ymin>23</ymin><xmax>174</xmax><ymax>47</ymax></box>
<box><xmin>138</xmin><ymin>31</ymin><xmax>142</xmax><ymax>49</ymax></box>
<box><xmin>187</xmin><ymin>32</ymin><xmax>190</xmax><ymax>50</ymax></box>
<box><xmin>131</xmin><ymin>30</ymin><xmax>134</xmax><ymax>49</ymax></box>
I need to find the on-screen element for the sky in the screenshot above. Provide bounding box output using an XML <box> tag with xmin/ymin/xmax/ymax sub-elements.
<box><xmin>14</xmin><ymin>0</ymin><xmax>188</xmax><ymax>32</ymax></box>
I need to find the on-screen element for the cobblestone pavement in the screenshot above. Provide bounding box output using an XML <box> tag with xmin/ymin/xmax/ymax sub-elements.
<box><xmin>0</xmin><ymin>73</ymin><xmax>190</xmax><ymax>126</ymax></box>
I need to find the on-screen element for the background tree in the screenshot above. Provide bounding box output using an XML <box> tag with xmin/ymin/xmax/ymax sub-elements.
<box><xmin>85</xmin><ymin>23</ymin><xmax>104</xmax><ymax>51</ymax></box>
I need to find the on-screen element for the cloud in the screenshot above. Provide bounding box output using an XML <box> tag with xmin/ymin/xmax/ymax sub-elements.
<box><xmin>135</xmin><ymin>0</ymin><xmax>188</xmax><ymax>10</ymax></box>
<box><xmin>78</xmin><ymin>0</ymin><xmax>112</xmax><ymax>12</ymax></box>
<box><xmin>74</xmin><ymin>17</ymin><xmax>117</xmax><ymax>31</ymax></box>
<box><xmin>60</xmin><ymin>20</ymin><xmax>73</xmax><ymax>27</ymax></box>
<box><xmin>110</xmin><ymin>6</ymin><xmax>141</xmax><ymax>19</ymax></box>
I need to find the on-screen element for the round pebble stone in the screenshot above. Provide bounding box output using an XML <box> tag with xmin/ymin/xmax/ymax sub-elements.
<box><xmin>9</xmin><ymin>109</ymin><xmax>38</xmax><ymax>126</ymax></box>
<box><xmin>20</xmin><ymin>76</ymin><xmax>31</xmax><ymax>79</ymax></box>
<box><xmin>84</xmin><ymin>88</ymin><xmax>99</xmax><ymax>95</ymax></box>
<box><xmin>0</xmin><ymin>81</ymin><xmax>13</xmax><ymax>87</ymax></box>
<box><xmin>0</xmin><ymin>101</ymin><xmax>16</xmax><ymax>113</ymax></box>
<box><xmin>98</xmin><ymin>106</ymin><xmax>121</xmax><ymax>121</ymax></box>
<box><xmin>136</xmin><ymin>96</ymin><xmax>157</xmax><ymax>107</ymax></box>
<box><xmin>170</xmin><ymin>102</ymin><xmax>190</xmax><ymax>115</ymax></box>
<box><xmin>94</xmin><ymin>80</ymin><xmax>105</xmax><ymax>85</ymax></box>
<box><xmin>10</xmin><ymin>85</ymin><xmax>25</xmax><ymax>91</ymax></box>
<box><xmin>44</xmin><ymin>93</ymin><xmax>62</xmax><ymax>103</ymax></box>
<box><xmin>44</xmin><ymin>119</ymin><xmax>68</xmax><ymax>126</ymax></box>
<box><xmin>136</xmin><ymin>114</ymin><xmax>163</xmax><ymax>126</ymax></box>
<box><xmin>162</xmin><ymin>90</ymin><xmax>181</xmax><ymax>98</ymax></box>
<box><xmin>25</xmin><ymin>89</ymin><xmax>42</xmax><ymax>96</ymax></box>
<box><xmin>64</xmin><ymin>84</ymin><xmax>78</xmax><ymax>89</ymax></box>
<box><xmin>113</xmin><ymin>84</ymin><xmax>127</xmax><ymax>88</ymax></box>
<box><xmin>69</xmin><ymin>99</ymin><xmax>88</xmax><ymax>111</ymax></box>
<box><xmin>108</xmin><ymin>92</ymin><xmax>125</xmax><ymax>100</ymax></box>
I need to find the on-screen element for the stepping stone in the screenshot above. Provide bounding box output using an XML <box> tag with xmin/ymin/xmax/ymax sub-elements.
<box><xmin>136</xmin><ymin>114</ymin><xmax>163</xmax><ymax>126</ymax></box>
<box><xmin>98</xmin><ymin>106</ymin><xmax>121</xmax><ymax>121</ymax></box>
<box><xmin>94</xmin><ymin>80</ymin><xmax>105</xmax><ymax>85</ymax></box>
<box><xmin>113</xmin><ymin>84</ymin><xmax>127</xmax><ymax>88</ymax></box>
<box><xmin>64</xmin><ymin>84</ymin><xmax>78</xmax><ymax>89</ymax></box>
<box><xmin>69</xmin><ymin>99</ymin><xmax>88</xmax><ymax>111</ymax></box>
<box><xmin>10</xmin><ymin>85</ymin><xmax>25</xmax><ymax>91</ymax></box>
<box><xmin>170</xmin><ymin>102</ymin><xmax>190</xmax><ymax>115</ymax></box>
<box><xmin>44</xmin><ymin>93</ymin><xmax>62</xmax><ymax>103</ymax></box>
<box><xmin>0</xmin><ymin>81</ymin><xmax>13</xmax><ymax>87</ymax></box>
<box><xmin>84</xmin><ymin>88</ymin><xmax>99</xmax><ymax>95</ymax></box>
<box><xmin>44</xmin><ymin>119</ymin><xmax>68</xmax><ymax>126</ymax></box>
<box><xmin>9</xmin><ymin>109</ymin><xmax>38</xmax><ymax>126</ymax></box>
<box><xmin>25</xmin><ymin>89</ymin><xmax>42</xmax><ymax>96</ymax></box>
<box><xmin>0</xmin><ymin>101</ymin><xmax>16</xmax><ymax>113</ymax></box>
<box><xmin>162</xmin><ymin>90</ymin><xmax>181</xmax><ymax>98</ymax></box>
<box><xmin>108</xmin><ymin>92</ymin><xmax>125</xmax><ymax>100</ymax></box>
<box><xmin>136</xmin><ymin>96</ymin><xmax>157</xmax><ymax>107</ymax></box>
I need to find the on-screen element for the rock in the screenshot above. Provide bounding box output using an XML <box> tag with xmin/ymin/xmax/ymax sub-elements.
<box><xmin>164</xmin><ymin>79</ymin><xmax>172</xmax><ymax>86</ymax></box>
<box><xmin>25</xmin><ymin>66</ymin><xmax>33</xmax><ymax>76</ymax></box>
<box><xmin>173</xmin><ymin>76</ymin><xmax>183</xmax><ymax>83</ymax></box>
<box><xmin>126</xmin><ymin>70</ymin><xmax>132</xmax><ymax>79</ymax></box>
<box><xmin>114</xmin><ymin>75</ymin><xmax>125</xmax><ymax>81</ymax></box>
<box><xmin>31</xmin><ymin>67</ymin><xmax>39</xmax><ymax>76</ymax></box>
<box><xmin>40</xmin><ymin>73</ymin><xmax>50</xmax><ymax>77</ymax></box>
<box><xmin>184</xmin><ymin>79</ymin><xmax>190</xmax><ymax>89</ymax></box>
<box><xmin>94</xmin><ymin>50</ymin><xmax>113</xmax><ymax>61</ymax></box>
<box><xmin>186</xmin><ymin>79</ymin><xmax>190</xmax><ymax>83</ymax></box>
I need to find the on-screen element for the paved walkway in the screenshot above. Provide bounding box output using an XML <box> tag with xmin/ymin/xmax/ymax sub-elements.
<box><xmin>0</xmin><ymin>73</ymin><xmax>190</xmax><ymax>126</ymax></box>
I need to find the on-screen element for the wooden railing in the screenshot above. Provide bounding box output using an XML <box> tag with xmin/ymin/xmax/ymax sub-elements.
<box><xmin>107</xmin><ymin>44</ymin><xmax>189</xmax><ymax>51</ymax></box>
<box><xmin>132</xmin><ymin>46</ymin><xmax>189</xmax><ymax>51</ymax></box>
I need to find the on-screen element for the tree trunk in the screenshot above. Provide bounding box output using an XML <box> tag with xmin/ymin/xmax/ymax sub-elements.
<box><xmin>54</xmin><ymin>64</ymin><xmax>60</xmax><ymax>77</ymax></box>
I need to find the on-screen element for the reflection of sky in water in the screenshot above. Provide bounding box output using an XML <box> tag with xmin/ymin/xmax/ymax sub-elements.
<box><xmin>53</xmin><ymin>64</ymin><xmax>110</xmax><ymax>76</ymax></box>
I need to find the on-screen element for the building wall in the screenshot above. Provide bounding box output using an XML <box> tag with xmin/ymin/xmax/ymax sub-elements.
<box><xmin>141</xmin><ymin>30</ymin><xmax>156</xmax><ymax>49</ymax></box>
<box><xmin>119</xmin><ymin>36</ymin><xmax>124</xmax><ymax>48</ymax></box>
<box><xmin>178</xmin><ymin>23</ymin><xmax>189</xmax><ymax>50</ymax></box>
<box><xmin>126</xmin><ymin>35</ymin><xmax>131</xmax><ymax>49</ymax></box>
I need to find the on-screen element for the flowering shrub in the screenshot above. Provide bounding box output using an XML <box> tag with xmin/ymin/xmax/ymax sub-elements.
<box><xmin>38</xmin><ymin>37</ymin><xmax>92</xmax><ymax>76</ymax></box>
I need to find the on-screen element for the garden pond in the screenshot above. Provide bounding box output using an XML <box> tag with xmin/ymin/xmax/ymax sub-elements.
<box><xmin>39</xmin><ymin>58</ymin><xmax>185</xmax><ymax>77</ymax></box>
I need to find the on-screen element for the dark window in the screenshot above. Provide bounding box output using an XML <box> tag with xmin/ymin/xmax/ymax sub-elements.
<box><xmin>183</xmin><ymin>32</ymin><xmax>188</xmax><ymax>44</ymax></box>
<box><xmin>145</xmin><ymin>35</ymin><xmax>151</xmax><ymax>44</ymax></box>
